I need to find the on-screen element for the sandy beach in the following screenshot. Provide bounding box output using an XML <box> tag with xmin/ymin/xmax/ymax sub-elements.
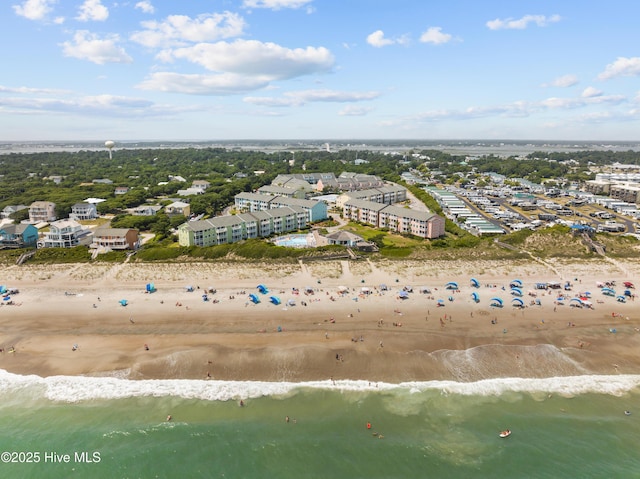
<box><xmin>1</xmin><ymin>257</ymin><xmax>640</xmax><ymax>382</ymax></box>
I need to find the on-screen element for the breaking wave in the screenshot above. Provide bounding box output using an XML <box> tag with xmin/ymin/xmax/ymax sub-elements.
<box><xmin>0</xmin><ymin>369</ymin><xmax>639</xmax><ymax>403</ymax></box>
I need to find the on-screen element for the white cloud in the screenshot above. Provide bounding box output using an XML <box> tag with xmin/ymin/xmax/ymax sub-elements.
<box><xmin>12</xmin><ymin>0</ymin><xmax>56</xmax><ymax>20</ymax></box>
<box><xmin>486</xmin><ymin>14</ymin><xmax>561</xmax><ymax>30</ymax></box>
<box><xmin>0</xmin><ymin>85</ymin><xmax>72</xmax><ymax>95</ymax></box>
<box><xmin>135</xmin><ymin>1</ymin><xmax>154</xmax><ymax>14</ymax></box>
<box><xmin>76</xmin><ymin>0</ymin><xmax>108</xmax><ymax>22</ymax></box>
<box><xmin>419</xmin><ymin>27</ymin><xmax>452</xmax><ymax>45</ymax></box>
<box><xmin>242</xmin><ymin>0</ymin><xmax>313</xmax><ymax>10</ymax></box>
<box><xmin>244</xmin><ymin>89</ymin><xmax>380</xmax><ymax>107</ymax></box>
<box><xmin>159</xmin><ymin>40</ymin><xmax>334</xmax><ymax>80</ymax></box>
<box><xmin>543</xmin><ymin>74</ymin><xmax>578</xmax><ymax>88</ymax></box>
<box><xmin>137</xmin><ymin>72</ymin><xmax>272</xmax><ymax>95</ymax></box>
<box><xmin>131</xmin><ymin>12</ymin><xmax>245</xmax><ymax>48</ymax></box>
<box><xmin>598</xmin><ymin>57</ymin><xmax>640</xmax><ymax>80</ymax></box>
<box><xmin>61</xmin><ymin>31</ymin><xmax>132</xmax><ymax>64</ymax></box>
<box><xmin>0</xmin><ymin>93</ymin><xmax>157</xmax><ymax>117</ymax></box>
<box><xmin>338</xmin><ymin>105</ymin><xmax>373</xmax><ymax>116</ymax></box>
<box><xmin>581</xmin><ymin>86</ymin><xmax>602</xmax><ymax>98</ymax></box>
<box><xmin>366</xmin><ymin>30</ymin><xmax>408</xmax><ymax>48</ymax></box>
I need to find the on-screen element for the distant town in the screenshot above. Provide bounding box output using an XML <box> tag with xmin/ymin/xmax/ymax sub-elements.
<box><xmin>2</xmin><ymin>140</ymin><xmax>640</xmax><ymax>261</ymax></box>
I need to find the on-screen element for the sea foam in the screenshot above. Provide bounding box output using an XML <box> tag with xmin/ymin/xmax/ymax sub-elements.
<box><xmin>0</xmin><ymin>369</ymin><xmax>639</xmax><ymax>403</ymax></box>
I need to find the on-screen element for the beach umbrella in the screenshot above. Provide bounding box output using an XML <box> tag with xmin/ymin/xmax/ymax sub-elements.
<box><xmin>470</xmin><ymin>278</ymin><xmax>480</xmax><ymax>288</ymax></box>
<box><xmin>398</xmin><ymin>291</ymin><xmax>409</xmax><ymax>299</ymax></box>
<box><xmin>624</xmin><ymin>289</ymin><xmax>632</xmax><ymax>297</ymax></box>
<box><xmin>119</xmin><ymin>299</ymin><xmax>128</xmax><ymax>307</ymax></box>
<box><xmin>287</xmin><ymin>299</ymin><xmax>296</xmax><ymax>306</ymax></box>
<box><xmin>490</xmin><ymin>297</ymin><xmax>503</xmax><ymax>307</ymax></box>
<box><xmin>269</xmin><ymin>296</ymin><xmax>281</xmax><ymax>305</ymax></box>
<box><xmin>510</xmin><ymin>288</ymin><xmax>523</xmax><ymax>297</ymax></box>
<box><xmin>0</xmin><ymin>286</ymin><xmax>6</xmax><ymax>294</ymax></box>
<box><xmin>185</xmin><ymin>285</ymin><xmax>194</xmax><ymax>292</ymax></box>
<box><xmin>2</xmin><ymin>296</ymin><xmax>10</xmax><ymax>301</ymax></box>
<box><xmin>249</xmin><ymin>293</ymin><xmax>260</xmax><ymax>304</ymax></box>
<box><xmin>445</xmin><ymin>281</ymin><xmax>458</xmax><ymax>290</ymax></box>
<box><xmin>379</xmin><ymin>284</ymin><xmax>388</xmax><ymax>291</ymax></box>
<box><xmin>570</xmin><ymin>297</ymin><xmax>584</xmax><ymax>305</ymax></box>
<box><xmin>257</xmin><ymin>284</ymin><xmax>269</xmax><ymax>294</ymax></box>
<box><xmin>511</xmin><ymin>297</ymin><xmax>524</xmax><ymax>307</ymax></box>
<box><xmin>437</xmin><ymin>299</ymin><xmax>445</xmax><ymax>306</ymax></box>
<box><xmin>616</xmin><ymin>295</ymin><xmax>627</xmax><ymax>303</ymax></box>
<box><xmin>448</xmin><ymin>295</ymin><xmax>454</xmax><ymax>302</ymax></box>
<box><xmin>471</xmin><ymin>292</ymin><xmax>480</xmax><ymax>303</ymax></box>
<box><xmin>510</xmin><ymin>279</ymin><xmax>523</xmax><ymax>288</ymax></box>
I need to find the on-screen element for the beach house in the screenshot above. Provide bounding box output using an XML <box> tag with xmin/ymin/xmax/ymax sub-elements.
<box><xmin>91</xmin><ymin>227</ymin><xmax>140</xmax><ymax>250</ymax></box>
<box><xmin>28</xmin><ymin>201</ymin><xmax>56</xmax><ymax>223</ymax></box>
<box><xmin>70</xmin><ymin>202</ymin><xmax>98</xmax><ymax>221</ymax></box>
<box><xmin>0</xmin><ymin>223</ymin><xmax>38</xmax><ymax>248</ymax></box>
<box><xmin>39</xmin><ymin>219</ymin><xmax>92</xmax><ymax>248</ymax></box>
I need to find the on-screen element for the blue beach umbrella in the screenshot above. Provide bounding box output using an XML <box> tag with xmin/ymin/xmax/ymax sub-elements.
<box><xmin>471</xmin><ymin>292</ymin><xmax>480</xmax><ymax>303</ymax></box>
<box><xmin>510</xmin><ymin>288</ymin><xmax>523</xmax><ymax>297</ymax></box>
<box><xmin>470</xmin><ymin>278</ymin><xmax>480</xmax><ymax>288</ymax></box>
<box><xmin>269</xmin><ymin>296</ymin><xmax>281</xmax><ymax>305</ymax></box>
<box><xmin>249</xmin><ymin>294</ymin><xmax>260</xmax><ymax>304</ymax></box>
<box><xmin>445</xmin><ymin>282</ymin><xmax>458</xmax><ymax>290</ymax></box>
<box><xmin>257</xmin><ymin>284</ymin><xmax>269</xmax><ymax>294</ymax></box>
<box><xmin>511</xmin><ymin>297</ymin><xmax>524</xmax><ymax>307</ymax></box>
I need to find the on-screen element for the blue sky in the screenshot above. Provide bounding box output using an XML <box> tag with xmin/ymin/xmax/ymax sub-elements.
<box><xmin>2</xmin><ymin>0</ymin><xmax>640</xmax><ymax>142</ymax></box>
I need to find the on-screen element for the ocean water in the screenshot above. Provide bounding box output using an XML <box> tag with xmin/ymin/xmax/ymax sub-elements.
<box><xmin>1</xmin><ymin>371</ymin><xmax>640</xmax><ymax>479</ymax></box>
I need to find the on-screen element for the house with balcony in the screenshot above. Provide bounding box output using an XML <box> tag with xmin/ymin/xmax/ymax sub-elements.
<box><xmin>178</xmin><ymin>207</ymin><xmax>308</xmax><ymax>247</ymax></box>
<box><xmin>0</xmin><ymin>223</ymin><xmax>38</xmax><ymax>248</ymax></box>
<box><xmin>131</xmin><ymin>205</ymin><xmax>163</xmax><ymax>216</ymax></box>
<box><xmin>39</xmin><ymin>219</ymin><xmax>92</xmax><ymax>248</ymax></box>
<box><xmin>1</xmin><ymin>205</ymin><xmax>28</xmax><ymax>219</ymax></box>
<box><xmin>165</xmin><ymin>201</ymin><xmax>191</xmax><ymax>217</ymax></box>
<box><xmin>91</xmin><ymin>227</ymin><xmax>139</xmax><ymax>250</ymax></box>
<box><xmin>343</xmin><ymin>199</ymin><xmax>445</xmax><ymax>239</ymax></box>
<box><xmin>234</xmin><ymin>193</ymin><xmax>327</xmax><ymax>222</ymax></box>
<box><xmin>29</xmin><ymin>201</ymin><xmax>56</xmax><ymax>223</ymax></box>
<box><xmin>69</xmin><ymin>202</ymin><xmax>98</xmax><ymax>221</ymax></box>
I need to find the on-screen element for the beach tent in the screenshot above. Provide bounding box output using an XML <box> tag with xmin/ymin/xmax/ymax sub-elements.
<box><xmin>398</xmin><ymin>291</ymin><xmax>409</xmax><ymax>299</ymax></box>
<box><xmin>535</xmin><ymin>298</ymin><xmax>542</xmax><ymax>306</ymax></box>
<box><xmin>445</xmin><ymin>282</ymin><xmax>458</xmax><ymax>290</ymax></box>
<box><xmin>624</xmin><ymin>289</ymin><xmax>632</xmax><ymax>297</ymax></box>
<box><xmin>361</xmin><ymin>287</ymin><xmax>371</xmax><ymax>294</ymax></box>
<box><xmin>249</xmin><ymin>293</ymin><xmax>260</xmax><ymax>304</ymax></box>
<box><xmin>269</xmin><ymin>296</ymin><xmax>281</xmax><ymax>305</ymax></box>
<box><xmin>616</xmin><ymin>295</ymin><xmax>627</xmax><ymax>303</ymax></box>
<box><xmin>0</xmin><ymin>286</ymin><xmax>6</xmax><ymax>294</ymax></box>
<box><xmin>580</xmin><ymin>291</ymin><xmax>592</xmax><ymax>298</ymax></box>
<box><xmin>2</xmin><ymin>296</ymin><xmax>11</xmax><ymax>301</ymax></box>
<box><xmin>287</xmin><ymin>299</ymin><xmax>296</xmax><ymax>306</ymax></box>
<box><xmin>471</xmin><ymin>292</ymin><xmax>480</xmax><ymax>303</ymax></box>
<box><xmin>511</xmin><ymin>297</ymin><xmax>524</xmax><ymax>307</ymax></box>
<box><xmin>535</xmin><ymin>283</ymin><xmax>548</xmax><ymax>290</ymax></box>
<box><xmin>602</xmin><ymin>288</ymin><xmax>615</xmax><ymax>297</ymax></box>
<box><xmin>419</xmin><ymin>287</ymin><xmax>431</xmax><ymax>294</ymax></box>
<box><xmin>624</xmin><ymin>281</ymin><xmax>635</xmax><ymax>288</ymax></box>
<box><xmin>202</xmin><ymin>294</ymin><xmax>209</xmax><ymax>302</ymax></box>
<box><xmin>119</xmin><ymin>299</ymin><xmax>128</xmax><ymax>307</ymax></box>
<box><xmin>338</xmin><ymin>285</ymin><xmax>348</xmax><ymax>293</ymax></box>
<box><xmin>470</xmin><ymin>278</ymin><xmax>480</xmax><ymax>288</ymax></box>
<box><xmin>490</xmin><ymin>297</ymin><xmax>503</xmax><ymax>308</ymax></box>
<box><xmin>185</xmin><ymin>285</ymin><xmax>194</xmax><ymax>292</ymax></box>
<box><xmin>146</xmin><ymin>283</ymin><xmax>156</xmax><ymax>293</ymax></box>
<box><xmin>379</xmin><ymin>284</ymin><xmax>388</xmax><ymax>291</ymax></box>
<box><xmin>510</xmin><ymin>288</ymin><xmax>523</xmax><ymax>297</ymax></box>
<box><xmin>403</xmin><ymin>286</ymin><xmax>413</xmax><ymax>293</ymax></box>
<box><xmin>437</xmin><ymin>299</ymin><xmax>445</xmax><ymax>306</ymax></box>
<box><xmin>510</xmin><ymin>279</ymin><xmax>523</xmax><ymax>288</ymax></box>
<box><xmin>257</xmin><ymin>284</ymin><xmax>269</xmax><ymax>294</ymax></box>
<box><xmin>448</xmin><ymin>296</ymin><xmax>454</xmax><ymax>302</ymax></box>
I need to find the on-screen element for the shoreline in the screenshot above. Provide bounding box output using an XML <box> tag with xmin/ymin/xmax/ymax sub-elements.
<box><xmin>1</xmin><ymin>259</ymin><xmax>639</xmax><ymax>383</ymax></box>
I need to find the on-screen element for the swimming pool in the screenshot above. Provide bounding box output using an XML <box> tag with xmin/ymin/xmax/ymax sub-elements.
<box><xmin>272</xmin><ymin>233</ymin><xmax>316</xmax><ymax>248</ymax></box>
